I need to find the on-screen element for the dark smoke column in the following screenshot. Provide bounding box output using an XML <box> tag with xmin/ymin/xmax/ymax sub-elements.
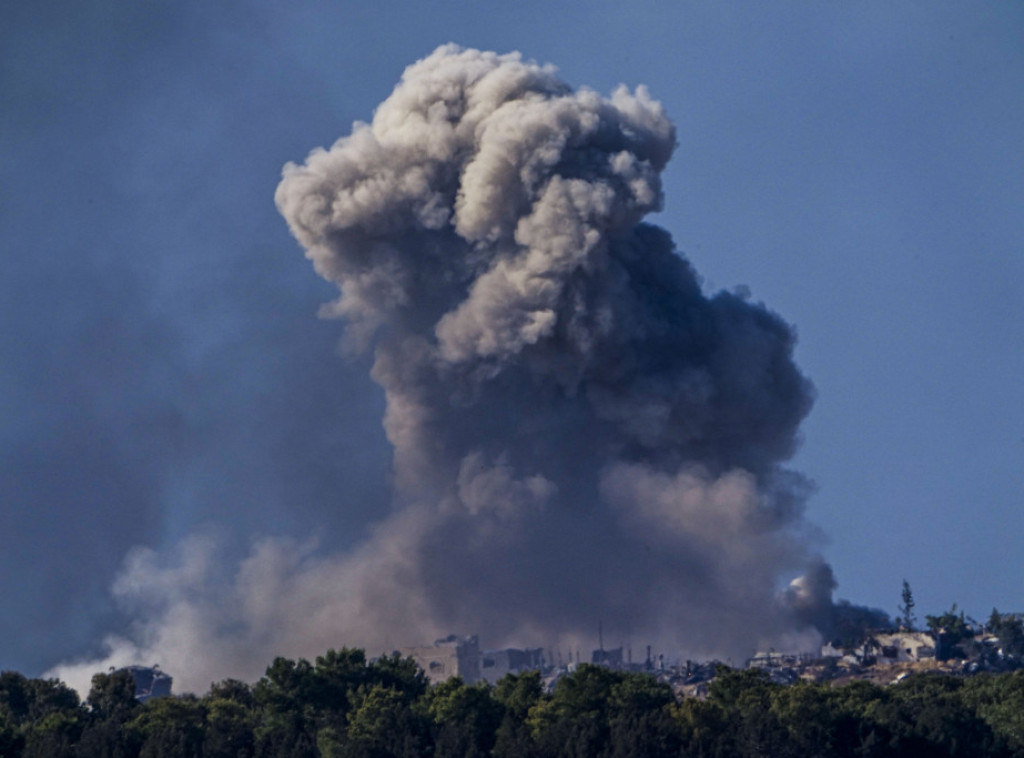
<box><xmin>276</xmin><ymin>45</ymin><xmax>824</xmax><ymax>657</ymax></box>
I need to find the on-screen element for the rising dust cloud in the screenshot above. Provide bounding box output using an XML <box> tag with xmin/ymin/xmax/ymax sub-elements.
<box><xmin>51</xmin><ymin>45</ymin><xmax>862</xmax><ymax>695</ymax></box>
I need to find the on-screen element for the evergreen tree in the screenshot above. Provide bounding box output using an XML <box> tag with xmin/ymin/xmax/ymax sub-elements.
<box><xmin>898</xmin><ymin>579</ymin><xmax>917</xmax><ymax>631</ymax></box>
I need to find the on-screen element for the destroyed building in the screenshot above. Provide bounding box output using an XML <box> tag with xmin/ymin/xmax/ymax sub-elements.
<box><xmin>398</xmin><ymin>635</ymin><xmax>481</xmax><ymax>684</ymax></box>
<box><xmin>591</xmin><ymin>647</ymin><xmax>624</xmax><ymax>667</ymax></box>
<box><xmin>871</xmin><ymin>632</ymin><xmax>937</xmax><ymax>663</ymax></box>
<box><xmin>480</xmin><ymin>647</ymin><xmax>545</xmax><ymax>684</ymax></box>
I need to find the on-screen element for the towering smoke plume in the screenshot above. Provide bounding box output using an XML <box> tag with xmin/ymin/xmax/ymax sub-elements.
<box><xmin>274</xmin><ymin>45</ymin><xmax>818</xmax><ymax>647</ymax></box>
<box><xmin>52</xmin><ymin>45</ymin><xmax>846</xmax><ymax>695</ymax></box>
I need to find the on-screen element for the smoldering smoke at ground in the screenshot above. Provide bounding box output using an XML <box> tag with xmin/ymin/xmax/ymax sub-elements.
<box><xmin>52</xmin><ymin>45</ymin><xmax>872</xmax><ymax>695</ymax></box>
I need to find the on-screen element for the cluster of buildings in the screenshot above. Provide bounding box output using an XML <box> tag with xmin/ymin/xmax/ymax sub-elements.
<box><xmin>397</xmin><ymin>622</ymin><xmax>1024</xmax><ymax>695</ymax></box>
<box><xmin>817</xmin><ymin>631</ymin><xmax>939</xmax><ymax>665</ymax></box>
<box><xmin>745</xmin><ymin>626</ymin><xmax>1023</xmax><ymax>688</ymax></box>
<box><xmin>396</xmin><ymin>634</ymin><xmax>691</xmax><ymax>689</ymax></box>
<box><xmin>114</xmin><ymin>620</ymin><xmax>1021</xmax><ymax>704</ymax></box>
<box><xmin>397</xmin><ymin>635</ymin><xmax>545</xmax><ymax>685</ymax></box>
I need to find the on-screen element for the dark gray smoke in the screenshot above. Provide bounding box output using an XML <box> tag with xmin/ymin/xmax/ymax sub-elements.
<box><xmin>52</xmin><ymin>45</ymin><xmax>837</xmax><ymax>694</ymax></box>
<box><xmin>275</xmin><ymin>45</ymin><xmax>819</xmax><ymax>649</ymax></box>
<box><xmin>785</xmin><ymin>560</ymin><xmax>891</xmax><ymax>643</ymax></box>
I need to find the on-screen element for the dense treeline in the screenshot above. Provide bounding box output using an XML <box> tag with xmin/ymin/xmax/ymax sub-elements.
<box><xmin>3</xmin><ymin>649</ymin><xmax>1024</xmax><ymax>757</ymax></box>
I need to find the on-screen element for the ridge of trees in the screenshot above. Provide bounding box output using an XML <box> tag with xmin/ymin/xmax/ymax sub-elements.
<box><xmin>4</xmin><ymin>646</ymin><xmax>1024</xmax><ymax>757</ymax></box>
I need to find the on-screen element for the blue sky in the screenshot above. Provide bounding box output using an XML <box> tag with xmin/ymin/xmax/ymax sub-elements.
<box><xmin>2</xmin><ymin>1</ymin><xmax>1022</xmax><ymax>678</ymax></box>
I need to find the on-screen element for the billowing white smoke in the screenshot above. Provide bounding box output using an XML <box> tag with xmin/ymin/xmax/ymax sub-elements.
<box><xmin>51</xmin><ymin>45</ymin><xmax>832</xmax><ymax>695</ymax></box>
